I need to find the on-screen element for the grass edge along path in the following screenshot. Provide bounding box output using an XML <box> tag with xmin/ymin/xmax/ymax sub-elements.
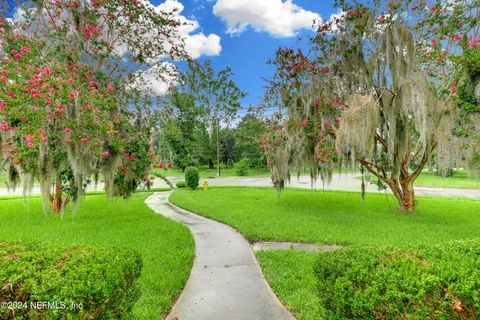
<box><xmin>170</xmin><ymin>187</ymin><xmax>480</xmax><ymax>248</ymax></box>
<box><xmin>0</xmin><ymin>192</ymin><xmax>194</xmax><ymax>319</ymax></box>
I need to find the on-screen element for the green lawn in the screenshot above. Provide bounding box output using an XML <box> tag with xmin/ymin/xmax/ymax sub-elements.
<box><xmin>170</xmin><ymin>187</ymin><xmax>480</xmax><ymax>248</ymax></box>
<box><xmin>362</xmin><ymin>170</ymin><xmax>480</xmax><ymax>189</ymax></box>
<box><xmin>414</xmin><ymin>170</ymin><xmax>480</xmax><ymax>188</ymax></box>
<box><xmin>256</xmin><ymin>250</ymin><xmax>321</xmax><ymax>320</ymax></box>
<box><xmin>170</xmin><ymin>187</ymin><xmax>480</xmax><ymax>320</ymax></box>
<box><xmin>0</xmin><ymin>193</ymin><xmax>194</xmax><ymax>319</ymax></box>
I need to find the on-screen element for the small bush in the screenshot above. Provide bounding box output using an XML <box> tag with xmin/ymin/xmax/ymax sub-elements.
<box><xmin>185</xmin><ymin>167</ymin><xmax>199</xmax><ymax>189</ymax></box>
<box><xmin>315</xmin><ymin>239</ymin><xmax>480</xmax><ymax>319</ymax></box>
<box><xmin>175</xmin><ymin>180</ymin><xmax>186</xmax><ymax>188</ymax></box>
<box><xmin>0</xmin><ymin>241</ymin><xmax>142</xmax><ymax>320</ymax></box>
<box><xmin>235</xmin><ymin>158</ymin><xmax>250</xmax><ymax>176</ymax></box>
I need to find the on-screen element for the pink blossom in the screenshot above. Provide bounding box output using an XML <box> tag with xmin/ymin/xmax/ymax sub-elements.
<box><xmin>468</xmin><ymin>35</ymin><xmax>480</xmax><ymax>48</ymax></box>
<box><xmin>44</xmin><ymin>66</ymin><xmax>51</xmax><ymax>75</ymax></box>
<box><xmin>80</xmin><ymin>137</ymin><xmax>89</xmax><ymax>143</ymax></box>
<box><xmin>452</xmin><ymin>82</ymin><xmax>458</xmax><ymax>94</ymax></box>
<box><xmin>14</xmin><ymin>53</ymin><xmax>22</xmax><ymax>60</ymax></box>
<box><xmin>69</xmin><ymin>92</ymin><xmax>76</xmax><ymax>99</ymax></box>
<box><xmin>102</xmin><ymin>151</ymin><xmax>109</xmax><ymax>157</ymax></box>
<box><xmin>64</xmin><ymin>128</ymin><xmax>72</xmax><ymax>133</ymax></box>
<box><xmin>65</xmin><ymin>139</ymin><xmax>72</xmax><ymax>144</ymax></box>
<box><xmin>107</xmin><ymin>83</ymin><xmax>113</xmax><ymax>91</ymax></box>
<box><xmin>20</xmin><ymin>46</ymin><xmax>30</xmax><ymax>54</ymax></box>
<box><xmin>0</xmin><ymin>101</ymin><xmax>5</xmax><ymax>110</ymax></box>
<box><xmin>453</xmin><ymin>34</ymin><xmax>462</xmax><ymax>42</ymax></box>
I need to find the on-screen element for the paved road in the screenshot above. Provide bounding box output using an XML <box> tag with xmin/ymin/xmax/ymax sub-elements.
<box><xmin>145</xmin><ymin>192</ymin><xmax>294</xmax><ymax>320</ymax></box>
<box><xmin>1</xmin><ymin>173</ymin><xmax>479</xmax><ymax>199</ymax></box>
<box><xmin>166</xmin><ymin>174</ymin><xmax>480</xmax><ymax>199</ymax></box>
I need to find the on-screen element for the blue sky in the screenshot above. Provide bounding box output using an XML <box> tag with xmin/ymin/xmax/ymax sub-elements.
<box><xmin>156</xmin><ymin>0</ymin><xmax>337</xmax><ymax>114</ymax></box>
<box><xmin>5</xmin><ymin>0</ymin><xmax>338</xmax><ymax>114</ymax></box>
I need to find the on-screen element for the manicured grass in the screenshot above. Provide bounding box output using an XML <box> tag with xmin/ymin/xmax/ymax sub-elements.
<box><xmin>362</xmin><ymin>170</ymin><xmax>480</xmax><ymax>189</ymax></box>
<box><xmin>170</xmin><ymin>187</ymin><xmax>480</xmax><ymax>248</ymax></box>
<box><xmin>256</xmin><ymin>250</ymin><xmax>322</xmax><ymax>320</ymax></box>
<box><xmin>414</xmin><ymin>170</ymin><xmax>480</xmax><ymax>189</ymax></box>
<box><xmin>170</xmin><ymin>187</ymin><xmax>480</xmax><ymax>320</ymax></box>
<box><xmin>0</xmin><ymin>193</ymin><xmax>194</xmax><ymax>319</ymax></box>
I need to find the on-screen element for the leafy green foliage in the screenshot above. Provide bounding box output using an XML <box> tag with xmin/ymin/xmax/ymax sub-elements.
<box><xmin>185</xmin><ymin>167</ymin><xmax>200</xmax><ymax>190</ymax></box>
<box><xmin>159</xmin><ymin>92</ymin><xmax>208</xmax><ymax>171</ymax></box>
<box><xmin>176</xmin><ymin>180</ymin><xmax>186</xmax><ymax>188</ymax></box>
<box><xmin>235</xmin><ymin>158</ymin><xmax>250</xmax><ymax>176</ymax></box>
<box><xmin>315</xmin><ymin>240</ymin><xmax>480</xmax><ymax>319</ymax></box>
<box><xmin>0</xmin><ymin>193</ymin><xmax>194</xmax><ymax>319</ymax></box>
<box><xmin>234</xmin><ymin>114</ymin><xmax>267</xmax><ymax>168</ymax></box>
<box><xmin>0</xmin><ymin>241</ymin><xmax>142</xmax><ymax>319</ymax></box>
<box><xmin>184</xmin><ymin>60</ymin><xmax>246</xmax><ymax>175</ymax></box>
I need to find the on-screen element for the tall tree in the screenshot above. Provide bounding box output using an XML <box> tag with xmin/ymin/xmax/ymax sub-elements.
<box><xmin>235</xmin><ymin>114</ymin><xmax>267</xmax><ymax>168</ymax></box>
<box><xmin>318</xmin><ymin>0</ymin><xmax>477</xmax><ymax>212</ymax></box>
<box><xmin>184</xmin><ymin>60</ymin><xmax>246</xmax><ymax>176</ymax></box>
<box><xmin>159</xmin><ymin>91</ymin><xmax>206</xmax><ymax>171</ymax></box>
<box><xmin>263</xmin><ymin>0</ymin><xmax>478</xmax><ymax>213</ymax></box>
<box><xmin>0</xmin><ymin>0</ymin><xmax>187</xmax><ymax>211</ymax></box>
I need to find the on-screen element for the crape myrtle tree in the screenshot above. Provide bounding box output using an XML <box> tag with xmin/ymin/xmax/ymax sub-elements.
<box><xmin>419</xmin><ymin>0</ymin><xmax>480</xmax><ymax>175</ymax></box>
<box><xmin>319</xmin><ymin>0</ymin><xmax>479</xmax><ymax>213</ymax></box>
<box><xmin>0</xmin><ymin>0</ymin><xmax>188</xmax><ymax>212</ymax></box>
<box><xmin>262</xmin><ymin>0</ymin><xmax>478</xmax><ymax>213</ymax></box>
<box><xmin>184</xmin><ymin>60</ymin><xmax>246</xmax><ymax>176</ymax></box>
<box><xmin>261</xmin><ymin>48</ymin><xmax>342</xmax><ymax>190</ymax></box>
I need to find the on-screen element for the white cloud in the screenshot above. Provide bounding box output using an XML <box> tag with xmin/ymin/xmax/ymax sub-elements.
<box><xmin>213</xmin><ymin>0</ymin><xmax>321</xmax><ymax>37</ymax></box>
<box><xmin>129</xmin><ymin>62</ymin><xmax>179</xmax><ymax>96</ymax></box>
<box><xmin>157</xmin><ymin>0</ymin><xmax>222</xmax><ymax>59</ymax></box>
<box><xmin>185</xmin><ymin>33</ymin><xmax>222</xmax><ymax>59</ymax></box>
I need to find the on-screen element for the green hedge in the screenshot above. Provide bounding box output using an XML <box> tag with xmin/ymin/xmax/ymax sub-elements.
<box><xmin>315</xmin><ymin>240</ymin><xmax>480</xmax><ymax>319</ymax></box>
<box><xmin>175</xmin><ymin>180</ymin><xmax>186</xmax><ymax>188</ymax></box>
<box><xmin>235</xmin><ymin>158</ymin><xmax>250</xmax><ymax>176</ymax></box>
<box><xmin>185</xmin><ymin>167</ymin><xmax>199</xmax><ymax>190</ymax></box>
<box><xmin>0</xmin><ymin>241</ymin><xmax>142</xmax><ymax>319</ymax></box>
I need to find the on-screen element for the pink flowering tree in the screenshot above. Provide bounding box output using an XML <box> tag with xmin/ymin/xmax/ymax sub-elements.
<box><xmin>261</xmin><ymin>48</ymin><xmax>342</xmax><ymax>190</ymax></box>
<box><xmin>0</xmin><ymin>0</ymin><xmax>188</xmax><ymax>212</ymax></box>
<box><xmin>311</xmin><ymin>0</ymin><xmax>478</xmax><ymax>212</ymax></box>
<box><xmin>416</xmin><ymin>0</ymin><xmax>480</xmax><ymax>174</ymax></box>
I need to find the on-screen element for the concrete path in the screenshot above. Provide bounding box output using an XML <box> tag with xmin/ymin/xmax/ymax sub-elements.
<box><xmin>145</xmin><ymin>192</ymin><xmax>294</xmax><ymax>320</ymax></box>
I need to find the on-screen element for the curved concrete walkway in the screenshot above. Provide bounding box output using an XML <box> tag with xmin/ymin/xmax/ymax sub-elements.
<box><xmin>145</xmin><ymin>192</ymin><xmax>294</xmax><ymax>320</ymax></box>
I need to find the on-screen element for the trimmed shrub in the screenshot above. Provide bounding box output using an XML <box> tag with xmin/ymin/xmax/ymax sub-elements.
<box><xmin>185</xmin><ymin>167</ymin><xmax>200</xmax><ymax>190</ymax></box>
<box><xmin>0</xmin><ymin>241</ymin><xmax>142</xmax><ymax>320</ymax></box>
<box><xmin>176</xmin><ymin>180</ymin><xmax>186</xmax><ymax>188</ymax></box>
<box><xmin>235</xmin><ymin>158</ymin><xmax>250</xmax><ymax>176</ymax></box>
<box><xmin>315</xmin><ymin>239</ymin><xmax>480</xmax><ymax>319</ymax></box>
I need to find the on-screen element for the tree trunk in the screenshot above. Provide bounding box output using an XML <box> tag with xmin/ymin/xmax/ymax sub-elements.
<box><xmin>385</xmin><ymin>177</ymin><xmax>415</xmax><ymax>213</ymax></box>
<box><xmin>401</xmin><ymin>179</ymin><xmax>415</xmax><ymax>213</ymax></box>
<box><xmin>50</xmin><ymin>183</ymin><xmax>69</xmax><ymax>213</ymax></box>
<box><xmin>216</xmin><ymin>118</ymin><xmax>221</xmax><ymax>177</ymax></box>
